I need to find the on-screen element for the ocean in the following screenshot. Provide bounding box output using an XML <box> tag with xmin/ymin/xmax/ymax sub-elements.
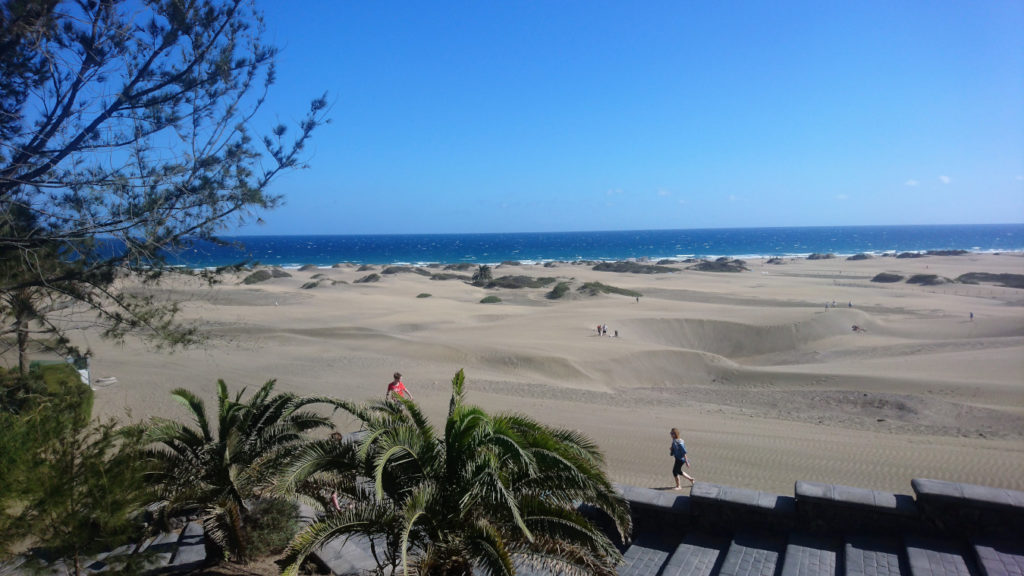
<box><xmin>164</xmin><ymin>223</ymin><xmax>1024</xmax><ymax>269</ymax></box>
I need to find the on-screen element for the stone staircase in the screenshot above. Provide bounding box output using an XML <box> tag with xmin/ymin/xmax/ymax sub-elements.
<box><xmin>614</xmin><ymin>479</ymin><xmax>1024</xmax><ymax>576</ymax></box>
<box><xmin>6</xmin><ymin>477</ymin><xmax>1020</xmax><ymax>575</ymax></box>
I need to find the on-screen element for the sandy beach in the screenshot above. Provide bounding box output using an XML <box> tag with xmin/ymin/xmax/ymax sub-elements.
<box><xmin>82</xmin><ymin>253</ymin><xmax>1024</xmax><ymax>496</ymax></box>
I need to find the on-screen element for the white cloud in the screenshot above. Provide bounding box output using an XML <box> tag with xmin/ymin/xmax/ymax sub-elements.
<box><xmin>836</xmin><ymin>194</ymin><xmax>848</xmax><ymax>200</ymax></box>
<box><xmin>728</xmin><ymin>194</ymin><xmax>737</xmax><ymax>202</ymax></box>
<box><xmin>939</xmin><ymin>175</ymin><xmax>951</xmax><ymax>184</ymax></box>
<box><xmin>905</xmin><ymin>179</ymin><xmax>919</xmax><ymax>187</ymax></box>
<box><xmin>605</xmin><ymin>189</ymin><xmax>623</xmax><ymax>197</ymax></box>
<box><xmin>677</xmin><ymin>199</ymin><xmax>687</xmax><ymax>205</ymax></box>
<box><xmin>1016</xmin><ymin>175</ymin><xmax>1023</xmax><ymax>181</ymax></box>
<box><xmin>657</xmin><ymin>189</ymin><xmax>671</xmax><ymax>197</ymax></box>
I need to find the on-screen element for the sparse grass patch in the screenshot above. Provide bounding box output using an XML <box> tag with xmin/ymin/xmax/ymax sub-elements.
<box><xmin>807</xmin><ymin>253</ymin><xmax>835</xmax><ymax>260</ymax></box>
<box><xmin>847</xmin><ymin>253</ymin><xmax>872</xmax><ymax>261</ymax></box>
<box><xmin>355</xmin><ymin>273</ymin><xmax>381</xmax><ymax>283</ymax></box>
<box><xmin>480</xmin><ymin>295</ymin><xmax>502</xmax><ymax>304</ymax></box>
<box><xmin>382</xmin><ymin>266</ymin><xmax>432</xmax><ymax>276</ymax></box>
<box><xmin>417</xmin><ymin>293</ymin><xmax>432</xmax><ymax>298</ymax></box>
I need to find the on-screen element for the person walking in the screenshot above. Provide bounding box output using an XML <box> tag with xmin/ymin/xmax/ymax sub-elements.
<box><xmin>669</xmin><ymin>428</ymin><xmax>695</xmax><ymax>489</ymax></box>
<box><xmin>386</xmin><ymin>372</ymin><xmax>413</xmax><ymax>401</ymax></box>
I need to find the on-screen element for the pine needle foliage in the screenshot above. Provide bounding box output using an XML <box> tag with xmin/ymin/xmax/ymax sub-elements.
<box><xmin>0</xmin><ymin>0</ymin><xmax>328</xmax><ymax>372</ymax></box>
<box><xmin>281</xmin><ymin>370</ymin><xmax>631</xmax><ymax>576</ymax></box>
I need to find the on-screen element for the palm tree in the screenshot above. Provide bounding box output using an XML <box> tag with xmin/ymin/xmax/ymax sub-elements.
<box><xmin>140</xmin><ymin>379</ymin><xmax>335</xmax><ymax>562</ymax></box>
<box><xmin>281</xmin><ymin>370</ymin><xmax>631</xmax><ymax>576</ymax></box>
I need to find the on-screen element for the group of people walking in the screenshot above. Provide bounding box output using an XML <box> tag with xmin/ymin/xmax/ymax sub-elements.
<box><xmin>386</xmin><ymin>371</ymin><xmax>696</xmax><ymax>490</ymax></box>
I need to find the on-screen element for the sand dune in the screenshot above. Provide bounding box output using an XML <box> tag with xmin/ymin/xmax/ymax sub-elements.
<box><xmin>77</xmin><ymin>253</ymin><xmax>1024</xmax><ymax>495</ymax></box>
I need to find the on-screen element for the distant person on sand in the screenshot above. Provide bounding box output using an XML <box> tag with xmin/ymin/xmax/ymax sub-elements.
<box><xmin>669</xmin><ymin>428</ymin><xmax>695</xmax><ymax>489</ymax></box>
<box><xmin>386</xmin><ymin>372</ymin><xmax>413</xmax><ymax>400</ymax></box>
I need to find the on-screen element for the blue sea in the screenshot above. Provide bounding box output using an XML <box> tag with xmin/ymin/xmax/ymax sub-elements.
<box><xmin>165</xmin><ymin>224</ymin><xmax>1024</xmax><ymax>269</ymax></box>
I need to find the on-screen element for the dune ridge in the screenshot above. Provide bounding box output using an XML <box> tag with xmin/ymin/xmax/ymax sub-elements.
<box><xmin>78</xmin><ymin>253</ymin><xmax>1024</xmax><ymax>495</ymax></box>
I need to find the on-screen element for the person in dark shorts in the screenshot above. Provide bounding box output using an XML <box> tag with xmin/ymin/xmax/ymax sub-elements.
<box><xmin>669</xmin><ymin>427</ymin><xmax>695</xmax><ymax>489</ymax></box>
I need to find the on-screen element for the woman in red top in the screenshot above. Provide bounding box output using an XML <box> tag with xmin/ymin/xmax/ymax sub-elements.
<box><xmin>386</xmin><ymin>372</ymin><xmax>413</xmax><ymax>400</ymax></box>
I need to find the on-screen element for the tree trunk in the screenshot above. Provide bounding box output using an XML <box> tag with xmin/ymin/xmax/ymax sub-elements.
<box><xmin>17</xmin><ymin>311</ymin><xmax>29</xmax><ymax>377</ymax></box>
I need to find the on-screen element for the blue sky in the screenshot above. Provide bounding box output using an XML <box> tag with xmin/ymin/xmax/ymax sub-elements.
<box><xmin>243</xmin><ymin>1</ymin><xmax>1024</xmax><ymax>235</ymax></box>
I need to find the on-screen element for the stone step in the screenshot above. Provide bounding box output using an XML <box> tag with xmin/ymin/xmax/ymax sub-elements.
<box><xmin>905</xmin><ymin>536</ymin><xmax>975</xmax><ymax>576</ymax></box>
<box><xmin>617</xmin><ymin>532</ymin><xmax>679</xmax><ymax>576</ymax></box>
<box><xmin>781</xmin><ymin>533</ymin><xmax>841</xmax><ymax>576</ymax></box>
<box><xmin>972</xmin><ymin>537</ymin><xmax>1024</xmax><ymax>576</ymax></box>
<box><xmin>660</xmin><ymin>532</ymin><xmax>731</xmax><ymax>576</ymax></box>
<box><xmin>845</xmin><ymin>535</ymin><xmax>906</xmax><ymax>576</ymax></box>
<box><xmin>716</xmin><ymin>531</ymin><xmax>787</xmax><ymax>576</ymax></box>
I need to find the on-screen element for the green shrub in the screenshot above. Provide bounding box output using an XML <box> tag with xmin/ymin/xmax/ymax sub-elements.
<box><xmin>431</xmin><ymin>273</ymin><xmax>471</xmax><ymax>281</ymax></box>
<box><xmin>301</xmin><ymin>281</ymin><xmax>320</xmax><ymax>289</ymax></box>
<box><xmin>382</xmin><ymin>266</ymin><xmax>432</xmax><ymax>276</ymax></box>
<box><xmin>956</xmin><ymin>272</ymin><xmax>1024</xmax><ymax>289</ymax></box>
<box><xmin>906</xmin><ymin>274</ymin><xmax>949</xmax><ymax>285</ymax></box>
<box><xmin>299</xmin><ymin>264</ymin><xmax>319</xmax><ymax>271</ymax></box>
<box><xmin>242</xmin><ymin>498</ymin><xmax>301</xmax><ymax>560</ymax></box>
<box><xmin>355</xmin><ymin>273</ymin><xmax>381</xmax><ymax>283</ymax></box>
<box><xmin>480</xmin><ymin>295</ymin><xmax>502</xmax><ymax>304</ymax></box>
<box><xmin>592</xmin><ymin>261</ymin><xmax>677</xmax><ymax>274</ymax></box>
<box><xmin>357</xmin><ymin>264</ymin><xmax>376</xmax><ymax>271</ymax></box>
<box><xmin>807</xmin><ymin>253</ymin><xmax>835</xmax><ymax>260</ymax></box>
<box><xmin>847</xmin><ymin>253</ymin><xmax>872</xmax><ymax>260</ymax></box>
<box><xmin>546</xmin><ymin>282</ymin><xmax>571</xmax><ymax>299</ymax></box>
<box><xmin>485</xmin><ymin>276</ymin><xmax>557</xmax><ymax>289</ymax></box>
<box><xmin>241</xmin><ymin>269</ymin><xmax>273</xmax><ymax>284</ymax></box>
<box><xmin>687</xmin><ymin>258</ymin><xmax>749</xmax><ymax>272</ymax></box>
<box><xmin>871</xmin><ymin>272</ymin><xmax>903</xmax><ymax>283</ymax></box>
<box><xmin>417</xmin><ymin>293</ymin><xmax>432</xmax><ymax>298</ymax></box>
<box><xmin>577</xmin><ymin>282</ymin><xmax>641</xmax><ymax>297</ymax></box>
